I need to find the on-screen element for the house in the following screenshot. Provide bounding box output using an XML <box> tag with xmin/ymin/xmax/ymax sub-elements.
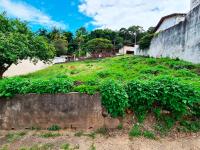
<box><xmin>118</xmin><ymin>45</ymin><xmax>139</xmax><ymax>55</ymax></box>
<box><xmin>154</xmin><ymin>13</ymin><xmax>186</xmax><ymax>33</ymax></box>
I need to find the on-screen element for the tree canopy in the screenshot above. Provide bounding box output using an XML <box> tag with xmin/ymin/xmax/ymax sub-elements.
<box><xmin>0</xmin><ymin>13</ymin><xmax>55</xmax><ymax>78</ymax></box>
<box><xmin>86</xmin><ymin>38</ymin><xmax>113</xmax><ymax>55</ymax></box>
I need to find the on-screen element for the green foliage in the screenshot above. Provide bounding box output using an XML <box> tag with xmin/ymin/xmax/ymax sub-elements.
<box><xmin>73</xmin><ymin>85</ymin><xmax>97</xmax><ymax>95</ymax></box>
<box><xmin>0</xmin><ymin>77</ymin><xmax>73</xmax><ymax>98</ymax></box>
<box><xmin>86</xmin><ymin>38</ymin><xmax>113</xmax><ymax>54</ymax></box>
<box><xmin>53</xmin><ymin>38</ymin><xmax>68</xmax><ymax>56</ymax></box>
<box><xmin>100</xmin><ymin>80</ymin><xmax>129</xmax><ymax>117</ymax></box>
<box><xmin>39</xmin><ymin>132</ymin><xmax>61</xmax><ymax>138</ymax></box>
<box><xmin>6</xmin><ymin>132</ymin><xmax>26</xmax><ymax>142</ymax></box>
<box><xmin>139</xmin><ymin>34</ymin><xmax>154</xmax><ymax>50</ymax></box>
<box><xmin>20</xmin><ymin>144</ymin><xmax>54</xmax><ymax>150</ymax></box>
<box><xmin>143</xmin><ymin>131</ymin><xmax>156</xmax><ymax>140</ymax></box>
<box><xmin>117</xmin><ymin>123</ymin><xmax>123</xmax><ymax>130</ymax></box>
<box><xmin>89</xmin><ymin>144</ymin><xmax>96</xmax><ymax>150</ymax></box>
<box><xmin>0</xmin><ymin>13</ymin><xmax>55</xmax><ymax>77</ymax></box>
<box><xmin>95</xmin><ymin>127</ymin><xmax>109</xmax><ymax>136</ymax></box>
<box><xmin>179</xmin><ymin>120</ymin><xmax>200</xmax><ymax>133</ymax></box>
<box><xmin>126</xmin><ymin>76</ymin><xmax>200</xmax><ymax>125</ymax></box>
<box><xmin>47</xmin><ymin>125</ymin><xmax>61</xmax><ymax>131</ymax></box>
<box><xmin>129</xmin><ymin>125</ymin><xmax>142</xmax><ymax>137</ymax></box>
<box><xmin>60</xmin><ymin>143</ymin><xmax>71</xmax><ymax>150</ymax></box>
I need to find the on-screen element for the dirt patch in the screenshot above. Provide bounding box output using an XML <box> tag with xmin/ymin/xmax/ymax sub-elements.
<box><xmin>0</xmin><ymin>130</ymin><xmax>199</xmax><ymax>150</ymax></box>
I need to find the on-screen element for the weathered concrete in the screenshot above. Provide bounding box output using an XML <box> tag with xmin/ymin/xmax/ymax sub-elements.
<box><xmin>138</xmin><ymin>4</ymin><xmax>200</xmax><ymax>64</ymax></box>
<box><xmin>0</xmin><ymin>93</ymin><xmax>116</xmax><ymax>130</ymax></box>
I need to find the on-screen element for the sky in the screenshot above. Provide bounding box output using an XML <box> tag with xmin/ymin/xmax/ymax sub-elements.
<box><xmin>0</xmin><ymin>0</ymin><xmax>190</xmax><ymax>32</ymax></box>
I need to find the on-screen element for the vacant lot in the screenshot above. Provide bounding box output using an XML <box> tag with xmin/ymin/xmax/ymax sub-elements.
<box><xmin>21</xmin><ymin>55</ymin><xmax>200</xmax><ymax>89</ymax></box>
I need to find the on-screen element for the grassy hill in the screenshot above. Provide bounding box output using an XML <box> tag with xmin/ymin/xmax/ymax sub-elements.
<box><xmin>22</xmin><ymin>55</ymin><xmax>200</xmax><ymax>90</ymax></box>
<box><xmin>1</xmin><ymin>55</ymin><xmax>200</xmax><ymax>133</ymax></box>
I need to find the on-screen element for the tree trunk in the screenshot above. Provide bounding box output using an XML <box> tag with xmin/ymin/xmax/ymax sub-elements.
<box><xmin>0</xmin><ymin>68</ymin><xmax>5</xmax><ymax>78</ymax></box>
<box><xmin>0</xmin><ymin>65</ymin><xmax>11</xmax><ymax>78</ymax></box>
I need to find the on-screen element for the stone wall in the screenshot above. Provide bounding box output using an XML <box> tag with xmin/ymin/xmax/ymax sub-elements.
<box><xmin>139</xmin><ymin>5</ymin><xmax>200</xmax><ymax>64</ymax></box>
<box><xmin>0</xmin><ymin>93</ymin><xmax>118</xmax><ymax>130</ymax></box>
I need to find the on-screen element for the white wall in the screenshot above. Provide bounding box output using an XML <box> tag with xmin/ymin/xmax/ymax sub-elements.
<box><xmin>3</xmin><ymin>60</ymin><xmax>52</xmax><ymax>77</ymax></box>
<box><xmin>157</xmin><ymin>16</ymin><xmax>185</xmax><ymax>33</ymax></box>
<box><xmin>191</xmin><ymin>0</ymin><xmax>200</xmax><ymax>9</ymax></box>
<box><xmin>137</xmin><ymin>4</ymin><xmax>200</xmax><ymax>64</ymax></box>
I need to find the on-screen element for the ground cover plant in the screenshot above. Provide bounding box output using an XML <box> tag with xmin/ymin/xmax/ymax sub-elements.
<box><xmin>0</xmin><ymin>55</ymin><xmax>199</xmax><ymax>134</ymax></box>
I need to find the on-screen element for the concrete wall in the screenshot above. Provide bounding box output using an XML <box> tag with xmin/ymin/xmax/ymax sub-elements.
<box><xmin>156</xmin><ymin>16</ymin><xmax>185</xmax><ymax>33</ymax></box>
<box><xmin>0</xmin><ymin>93</ymin><xmax>119</xmax><ymax>130</ymax></box>
<box><xmin>191</xmin><ymin>0</ymin><xmax>200</xmax><ymax>9</ymax></box>
<box><xmin>145</xmin><ymin>4</ymin><xmax>200</xmax><ymax>64</ymax></box>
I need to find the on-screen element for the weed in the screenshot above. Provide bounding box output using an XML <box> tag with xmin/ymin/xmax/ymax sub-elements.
<box><xmin>129</xmin><ymin>125</ymin><xmax>142</xmax><ymax>137</ymax></box>
<box><xmin>47</xmin><ymin>125</ymin><xmax>61</xmax><ymax>131</ymax></box>
<box><xmin>39</xmin><ymin>132</ymin><xmax>61</xmax><ymax>138</ymax></box>
<box><xmin>6</xmin><ymin>131</ymin><xmax>26</xmax><ymax>142</ymax></box>
<box><xmin>117</xmin><ymin>123</ymin><xmax>123</xmax><ymax>130</ymax></box>
<box><xmin>143</xmin><ymin>130</ymin><xmax>156</xmax><ymax>140</ymax></box>
<box><xmin>20</xmin><ymin>144</ymin><xmax>54</xmax><ymax>150</ymax></box>
<box><xmin>74</xmin><ymin>131</ymin><xmax>84</xmax><ymax>137</ymax></box>
<box><xmin>96</xmin><ymin>127</ymin><xmax>109</xmax><ymax>136</ymax></box>
<box><xmin>89</xmin><ymin>144</ymin><xmax>96</xmax><ymax>150</ymax></box>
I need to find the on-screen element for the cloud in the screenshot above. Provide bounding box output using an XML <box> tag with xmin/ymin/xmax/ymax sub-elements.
<box><xmin>79</xmin><ymin>0</ymin><xmax>190</xmax><ymax>30</ymax></box>
<box><xmin>0</xmin><ymin>0</ymin><xmax>67</xmax><ymax>29</ymax></box>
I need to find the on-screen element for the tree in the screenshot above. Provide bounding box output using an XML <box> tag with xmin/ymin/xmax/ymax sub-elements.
<box><xmin>53</xmin><ymin>39</ymin><xmax>68</xmax><ymax>56</ymax></box>
<box><xmin>138</xmin><ymin>34</ymin><xmax>154</xmax><ymax>50</ymax></box>
<box><xmin>0</xmin><ymin>13</ymin><xmax>55</xmax><ymax>78</ymax></box>
<box><xmin>86</xmin><ymin>38</ymin><xmax>113</xmax><ymax>56</ymax></box>
<box><xmin>75</xmin><ymin>27</ymin><xmax>88</xmax><ymax>57</ymax></box>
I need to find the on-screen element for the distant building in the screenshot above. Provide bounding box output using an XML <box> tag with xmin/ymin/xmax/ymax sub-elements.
<box><xmin>154</xmin><ymin>13</ymin><xmax>186</xmax><ymax>33</ymax></box>
<box><xmin>191</xmin><ymin>0</ymin><xmax>200</xmax><ymax>9</ymax></box>
<box><xmin>118</xmin><ymin>45</ymin><xmax>139</xmax><ymax>55</ymax></box>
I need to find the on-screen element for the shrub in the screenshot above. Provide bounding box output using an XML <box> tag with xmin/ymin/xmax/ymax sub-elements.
<box><xmin>100</xmin><ymin>80</ymin><xmax>129</xmax><ymax>117</ymax></box>
<box><xmin>139</xmin><ymin>34</ymin><xmax>154</xmax><ymax>50</ymax></box>
<box><xmin>0</xmin><ymin>77</ymin><xmax>29</xmax><ymax>98</ymax></box>
<box><xmin>129</xmin><ymin>125</ymin><xmax>142</xmax><ymax>137</ymax></box>
<box><xmin>0</xmin><ymin>77</ymin><xmax>73</xmax><ymax>98</ymax></box>
<box><xmin>39</xmin><ymin>132</ymin><xmax>61</xmax><ymax>138</ymax></box>
<box><xmin>47</xmin><ymin>124</ymin><xmax>61</xmax><ymax>131</ymax></box>
<box><xmin>143</xmin><ymin>130</ymin><xmax>156</xmax><ymax>140</ymax></box>
<box><xmin>126</xmin><ymin>77</ymin><xmax>200</xmax><ymax>124</ymax></box>
<box><xmin>73</xmin><ymin>85</ymin><xmax>98</xmax><ymax>95</ymax></box>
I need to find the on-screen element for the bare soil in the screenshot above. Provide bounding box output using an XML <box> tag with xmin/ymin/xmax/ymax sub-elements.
<box><xmin>0</xmin><ymin>130</ymin><xmax>199</xmax><ymax>150</ymax></box>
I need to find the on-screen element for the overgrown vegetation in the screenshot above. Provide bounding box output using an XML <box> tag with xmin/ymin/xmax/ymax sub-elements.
<box><xmin>0</xmin><ymin>55</ymin><xmax>200</xmax><ymax>134</ymax></box>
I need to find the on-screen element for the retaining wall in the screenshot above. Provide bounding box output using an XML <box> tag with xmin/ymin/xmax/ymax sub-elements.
<box><xmin>0</xmin><ymin>93</ymin><xmax>118</xmax><ymax>130</ymax></box>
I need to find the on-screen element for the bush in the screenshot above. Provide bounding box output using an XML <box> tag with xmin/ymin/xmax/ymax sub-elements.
<box><xmin>47</xmin><ymin>124</ymin><xmax>61</xmax><ymax>131</ymax></box>
<box><xmin>129</xmin><ymin>125</ymin><xmax>142</xmax><ymax>137</ymax></box>
<box><xmin>126</xmin><ymin>77</ymin><xmax>200</xmax><ymax>123</ymax></box>
<box><xmin>100</xmin><ymin>80</ymin><xmax>128</xmax><ymax>117</ymax></box>
<box><xmin>0</xmin><ymin>77</ymin><xmax>73</xmax><ymax>98</ymax></box>
<box><xmin>73</xmin><ymin>85</ymin><xmax>98</xmax><ymax>95</ymax></box>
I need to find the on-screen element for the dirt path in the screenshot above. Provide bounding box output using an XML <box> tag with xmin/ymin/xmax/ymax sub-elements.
<box><xmin>0</xmin><ymin>130</ymin><xmax>199</xmax><ymax>150</ymax></box>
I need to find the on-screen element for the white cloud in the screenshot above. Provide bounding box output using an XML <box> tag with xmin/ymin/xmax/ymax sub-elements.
<box><xmin>79</xmin><ymin>0</ymin><xmax>190</xmax><ymax>30</ymax></box>
<box><xmin>0</xmin><ymin>0</ymin><xmax>67</xmax><ymax>29</ymax></box>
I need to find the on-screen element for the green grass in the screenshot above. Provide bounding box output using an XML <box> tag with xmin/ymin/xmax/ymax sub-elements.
<box><xmin>38</xmin><ymin>132</ymin><xmax>61</xmax><ymax>138</ymax></box>
<box><xmin>20</xmin><ymin>55</ymin><xmax>200</xmax><ymax>92</ymax></box>
<box><xmin>20</xmin><ymin>144</ymin><xmax>54</xmax><ymax>150</ymax></box>
<box><xmin>6</xmin><ymin>131</ymin><xmax>26</xmax><ymax>142</ymax></box>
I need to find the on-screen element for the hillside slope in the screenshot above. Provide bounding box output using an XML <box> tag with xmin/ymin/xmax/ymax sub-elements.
<box><xmin>22</xmin><ymin>55</ymin><xmax>200</xmax><ymax>90</ymax></box>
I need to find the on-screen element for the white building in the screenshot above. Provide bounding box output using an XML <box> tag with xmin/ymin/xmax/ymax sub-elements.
<box><xmin>191</xmin><ymin>0</ymin><xmax>200</xmax><ymax>9</ymax></box>
<box><xmin>154</xmin><ymin>13</ymin><xmax>186</xmax><ymax>33</ymax></box>
<box><xmin>118</xmin><ymin>45</ymin><xmax>139</xmax><ymax>55</ymax></box>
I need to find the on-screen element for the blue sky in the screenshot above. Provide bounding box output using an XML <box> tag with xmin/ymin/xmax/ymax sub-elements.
<box><xmin>0</xmin><ymin>0</ymin><xmax>190</xmax><ymax>32</ymax></box>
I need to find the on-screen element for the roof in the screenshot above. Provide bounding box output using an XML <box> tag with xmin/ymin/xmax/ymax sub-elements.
<box><xmin>154</xmin><ymin>13</ymin><xmax>186</xmax><ymax>32</ymax></box>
